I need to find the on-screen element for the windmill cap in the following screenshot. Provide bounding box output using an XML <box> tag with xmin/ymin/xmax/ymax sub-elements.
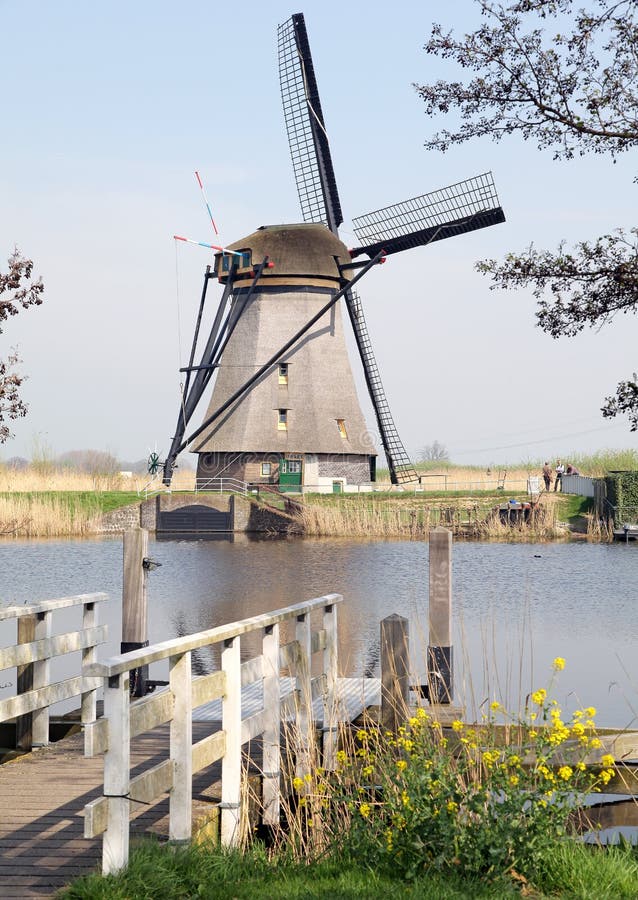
<box><xmin>217</xmin><ymin>223</ymin><xmax>352</xmax><ymax>288</ymax></box>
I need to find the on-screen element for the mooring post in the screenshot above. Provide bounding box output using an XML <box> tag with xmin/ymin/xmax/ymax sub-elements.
<box><xmin>122</xmin><ymin>527</ymin><xmax>149</xmax><ymax>697</ymax></box>
<box><xmin>16</xmin><ymin>615</ymin><xmax>35</xmax><ymax>750</ymax></box>
<box><xmin>380</xmin><ymin>614</ymin><xmax>410</xmax><ymax>734</ymax></box>
<box><xmin>428</xmin><ymin>526</ymin><xmax>453</xmax><ymax>704</ymax></box>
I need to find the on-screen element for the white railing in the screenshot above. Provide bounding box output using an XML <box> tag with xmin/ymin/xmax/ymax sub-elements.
<box><xmin>0</xmin><ymin>593</ymin><xmax>108</xmax><ymax>749</ymax></box>
<box><xmin>195</xmin><ymin>477</ymin><xmax>248</xmax><ymax>494</ymax></box>
<box><xmin>84</xmin><ymin>593</ymin><xmax>342</xmax><ymax>874</ymax></box>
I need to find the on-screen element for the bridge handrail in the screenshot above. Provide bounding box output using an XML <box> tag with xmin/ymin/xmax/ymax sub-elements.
<box><xmin>0</xmin><ymin>592</ymin><xmax>108</xmax><ymax>749</ymax></box>
<box><xmin>195</xmin><ymin>477</ymin><xmax>248</xmax><ymax>494</ymax></box>
<box><xmin>84</xmin><ymin>592</ymin><xmax>343</xmax><ymax>874</ymax></box>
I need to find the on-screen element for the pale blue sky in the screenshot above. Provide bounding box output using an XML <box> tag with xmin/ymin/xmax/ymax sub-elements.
<box><xmin>2</xmin><ymin>0</ymin><xmax>636</xmax><ymax>468</ymax></box>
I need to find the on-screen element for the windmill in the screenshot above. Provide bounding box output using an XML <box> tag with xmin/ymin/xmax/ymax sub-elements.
<box><xmin>162</xmin><ymin>12</ymin><xmax>505</xmax><ymax>490</ymax></box>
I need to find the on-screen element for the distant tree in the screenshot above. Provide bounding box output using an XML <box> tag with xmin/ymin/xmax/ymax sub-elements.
<box><xmin>57</xmin><ymin>449</ymin><xmax>119</xmax><ymax>475</ymax></box>
<box><xmin>4</xmin><ymin>456</ymin><xmax>29</xmax><ymax>470</ymax></box>
<box><xmin>0</xmin><ymin>249</ymin><xmax>44</xmax><ymax>442</ymax></box>
<box><xmin>419</xmin><ymin>440</ymin><xmax>450</xmax><ymax>462</ymax></box>
<box><xmin>415</xmin><ymin>0</ymin><xmax>638</xmax><ymax>428</ymax></box>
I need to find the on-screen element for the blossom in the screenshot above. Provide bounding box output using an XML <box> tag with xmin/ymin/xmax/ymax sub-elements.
<box><xmin>558</xmin><ymin>766</ymin><xmax>573</xmax><ymax>781</ymax></box>
<box><xmin>359</xmin><ymin>802</ymin><xmax>371</xmax><ymax>818</ymax></box>
<box><xmin>490</xmin><ymin>700</ymin><xmax>501</xmax><ymax>711</ymax></box>
<box><xmin>446</xmin><ymin>800</ymin><xmax>458</xmax><ymax>813</ymax></box>
<box><xmin>552</xmin><ymin>657</ymin><xmax>566</xmax><ymax>671</ymax></box>
<box><xmin>452</xmin><ymin>720</ymin><xmax>464</xmax><ymax>732</ymax></box>
<box><xmin>531</xmin><ymin>689</ymin><xmax>547</xmax><ymax>706</ymax></box>
<box><xmin>601</xmin><ymin>754</ymin><xmax>615</xmax><ymax>768</ymax></box>
<box><xmin>292</xmin><ymin>776</ymin><xmax>304</xmax><ymax>791</ymax></box>
<box><xmin>585</xmin><ymin>707</ymin><xmax>596</xmax><ymax>718</ymax></box>
<box><xmin>396</xmin><ymin>759</ymin><xmax>407</xmax><ymax>771</ymax></box>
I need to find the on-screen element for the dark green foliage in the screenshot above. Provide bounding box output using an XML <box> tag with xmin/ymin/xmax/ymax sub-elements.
<box><xmin>605</xmin><ymin>471</ymin><xmax>638</xmax><ymax>524</ymax></box>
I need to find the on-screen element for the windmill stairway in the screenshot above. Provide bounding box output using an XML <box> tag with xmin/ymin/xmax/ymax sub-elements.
<box><xmin>345</xmin><ymin>290</ymin><xmax>418</xmax><ymax>484</ymax></box>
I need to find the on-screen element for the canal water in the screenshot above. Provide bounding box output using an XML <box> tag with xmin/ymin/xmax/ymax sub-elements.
<box><xmin>1</xmin><ymin>536</ymin><xmax>637</xmax><ymax>729</ymax></box>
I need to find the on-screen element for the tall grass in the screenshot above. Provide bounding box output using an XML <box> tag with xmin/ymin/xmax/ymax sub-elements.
<box><xmin>0</xmin><ymin>466</ymin><xmax>196</xmax><ymax>493</ymax></box>
<box><xmin>294</xmin><ymin>497</ymin><xmax>561</xmax><ymax>540</ymax></box>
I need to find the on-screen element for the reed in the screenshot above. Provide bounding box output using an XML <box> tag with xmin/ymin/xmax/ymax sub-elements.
<box><xmin>294</xmin><ymin>497</ymin><xmax>562</xmax><ymax>540</ymax></box>
<box><xmin>0</xmin><ymin>465</ymin><xmax>196</xmax><ymax>493</ymax></box>
<box><xmin>0</xmin><ymin>494</ymin><xmax>99</xmax><ymax>537</ymax></box>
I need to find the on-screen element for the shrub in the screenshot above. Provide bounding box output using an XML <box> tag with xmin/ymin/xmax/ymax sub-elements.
<box><xmin>328</xmin><ymin>660</ymin><xmax>614</xmax><ymax>882</ymax></box>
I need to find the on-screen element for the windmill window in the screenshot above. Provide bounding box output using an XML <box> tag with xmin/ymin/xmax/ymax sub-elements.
<box><xmin>336</xmin><ymin>419</ymin><xmax>348</xmax><ymax>439</ymax></box>
<box><xmin>278</xmin><ymin>363</ymin><xmax>288</xmax><ymax>385</ymax></box>
<box><xmin>278</xmin><ymin>409</ymin><xmax>288</xmax><ymax>431</ymax></box>
<box><xmin>261</xmin><ymin>462</ymin><xmax>272</xmax><ymax>476</ymax></box>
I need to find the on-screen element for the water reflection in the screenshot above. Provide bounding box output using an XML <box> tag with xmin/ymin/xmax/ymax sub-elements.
<box><xmin>1</xmin><ymin>535</ymin><xmax>637</xmax><ymax>728</ymax></box>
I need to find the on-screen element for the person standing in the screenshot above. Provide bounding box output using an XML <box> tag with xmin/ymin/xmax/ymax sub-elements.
<box><xmin>554</xmin><ymin>459</ymin><xmax>565</xmax><ymax>492</ymax></box>
<box><xmin>542</xmin><ymin>462</ymin><xmax>552</xmax><ymax>491</ymax></box>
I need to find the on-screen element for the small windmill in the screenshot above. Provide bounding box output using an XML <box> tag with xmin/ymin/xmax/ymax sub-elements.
<box><xmin>162</xmin><ymin>13</ymin><xmax>505</xmax><ymax>490</ymax></box>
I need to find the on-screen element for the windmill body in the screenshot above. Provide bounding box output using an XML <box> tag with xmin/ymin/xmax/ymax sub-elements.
<box><xmin>192</xmin><ymin>224</ymin><xmax>376</xmax><ymax>490</ymax></box>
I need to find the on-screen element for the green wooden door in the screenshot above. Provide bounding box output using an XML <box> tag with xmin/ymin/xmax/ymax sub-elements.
<box><xmin>332</xmin><ymin>481</ymin><xmax>343</xmax><ymax>493</ymax></box>
<box><xmin>279</xmin><ymin>458</ymin><xmax>302</xmax><ymax>492</ymax></box>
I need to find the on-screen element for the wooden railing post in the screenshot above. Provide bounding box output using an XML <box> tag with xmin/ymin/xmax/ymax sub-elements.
<box><xmin>102</xmin><ymin>672</ymin><xmax>130</xmax><ymax>874</ymax></box>
<box><xmin>16</xmin><ymin>615</ymin><xmax>35</xmax><ymax>750</ymax></box>
<box><xmin>221</xmin><ymin>635</ymin><xmax>242</xmax><ymax>845</ymax></box>
<box><xmin>380</xmin><ymin>614</ymin><xmax>410</xmax><ymax>734</ymax></box>
<box><xmin>322</xmin><ymin>602</ymin><xmax>339</xmax><ymax>770</ymax></box>
<box><xmin>31</xmin><ymin>610</ymin><xmax>52</xmax><ymax>747</ymax></box>
<box><xmin>262</xmin><ymin>623</ymin><xmax>281</xmax><ymax>826</ymax></box>
<box><xmin>81</xmin><ymin>601</ymin><xmax>98</xmax><ymax>725</ymax></box>
<box><xmin>169</xmin><ymin>650</ymin><xmax>192</xmax><ymax>841</ymax></box>
<box><xmin>294</xmin><ymin>612</ymin><xmax>312</xmax><ymax>779</ymax></box>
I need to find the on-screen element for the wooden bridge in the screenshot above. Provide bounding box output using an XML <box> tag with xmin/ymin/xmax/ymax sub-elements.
<box><xmin>0</xmin><ymin>591</ymin><xmax>383</xmax><ymax>897</ymax></box>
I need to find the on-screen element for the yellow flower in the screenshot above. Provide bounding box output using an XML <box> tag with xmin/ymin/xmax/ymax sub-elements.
<box><xmin>359</xmin><ymin>802</ymin><xmax>371</xmax><ymax>818</ymax></box>
<box><xmin>304</xmin><ymin>773</ymin><xmax>312</xmax><ymax>783</ymax></box>
<box><xmin>528</xmin><ymin>729</ymin><xmax>538</xmax><ymax>739</ymax></box>
<box><xmin>336</xmin><ymin>750</ymin><xmax>347</xmax><ymax>764</ymax></box>
<box><xmin>396</xmin><ymin>759</ymin><xmax>407</xmax><ymax>771</ymax></box>
<box><xmin>599</xmin><ymin>770</ymin><xmax>613</xmax><ymax>785</ymax></box>
<box><xmin>531</xmin><ymin>689</ymin><xmax>547</xmax><ymax>706</ymax></box>
<box><xmin>446</xmin><ymin>800</ymin><xmax>458</xmax><ymax>813</ymax></box>
<box><xmin>553</xmin><ymin>657</ymin><xmax>566</xmax><ymax>671</ymax></box>
<box><xmin>601</xmin><ymin>754</ymin><xmax>615</xmax><ymax>768</ymax></box>
<box><xmin>585</xmin><ymin>707</ymin><xmax>596</xmax><ymax>718</ymax></box>
<box><xmin>292</xmin><ymin>776</ymin><xmax>304</xmax><ymax>792</ymax></box>
<box><xmin>490</xmin><ymin>700</ymin><xmax>501</xmax><ymax>711</ymax></box>
<box><xmin>576</xmin><ymin>761</ymin><xmax>586</xmax><ymax>771</ymax></box>
<box><xmin>571</xmin><ymin>722</ymin><xmax>585</xmax><ymax>737</ymax></box>
<box><xmin>416</xmin><ymin>708</ymin><xmax>429</xmax><ymax>720</ymax></box>
<box><xmin>362</xmin><ymin>765</ymin><xmax>374</xmax><ymax>777</ymax></box>
<box><xmin>590</xmin><ymin>738</ymin><xmax>602</xmax><ymax>749</ymax></box>
<box><xmin>357</xmin><ymin>729</ymin><xmax>368</xmax><ymax>742</ymax></box>
<box><xmin>509</xmin><ymin>774</ymin><xmax>520</xmax><ymax>786</ymax></box>
<box><xmin>452</xmin><ymin>720</ymin><xmax>464</xmax><ymax>732</ymax></box>
<box><xmin>558</xmin><ymin>766</ymin><xmax>573</xmax><ymax>781</ymax></box>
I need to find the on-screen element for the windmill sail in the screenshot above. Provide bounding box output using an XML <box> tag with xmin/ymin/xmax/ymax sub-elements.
<box><xmin>344</xmin><ymin>289</ymin><xmax>417</xmax><ymax>484</ymax></box>
<box><xmin>278</xmin><ymin>13</ymin><xmax>342</xmax><ymax>234</ymax></box>
<box><xmin>350</xmin><ymin>172</ymin><xmax>505</xmax><ymax>258</ymax></box>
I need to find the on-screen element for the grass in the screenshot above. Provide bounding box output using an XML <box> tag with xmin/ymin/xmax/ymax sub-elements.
<box><xmin>57</xmin><ymin>835</ymin><xmax>638</xmax><ymax>899</ymax></box>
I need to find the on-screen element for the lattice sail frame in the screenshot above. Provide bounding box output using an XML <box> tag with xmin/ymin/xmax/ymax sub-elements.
<box><xmin>277</xmin><ymin>14</ymin><xmax>342</xmax><ymax>233</ymax></box>
<box><xmin>351</xmin><ymin>172</ymin><xmax>505</xmax><ymax>257</ymax></box>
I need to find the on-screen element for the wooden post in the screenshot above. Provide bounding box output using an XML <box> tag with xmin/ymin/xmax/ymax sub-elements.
<box><xmin>322</xmin><ymin>602</ymin><xmax>339</xmax><ymax>771</ymax></box>
<box><xmin>102</xmin><ymin>672</ymin><xmax>130</xmax><ymax>874</ymax></box>
<box><xmin>428</xmin><ymin>527</ymin><xmax>453</xmax><ymax>704</ymax></box>
<box><xmin>31</xmin><ymin>610</ymin><xmax>52</xmax><ymax>747</ymax></box>
<box><xmin>380</xmin><ymin>614</ymin><xmax>410</xmax><ymax>734</ymax></box>
<box><xmin>221</xmin><ymin>635</ymin><xmax>242</xmax><ymax>846</ymax></box>
<box><xmin>262</xmin><ymin>623</ymin><xmax>281</xmax><ymax>826</ymax></box>
<box><xmin>81</xmin><ymin>601</ymin><xmax>98</xmax><ymax>725</ymax></box>
<box><xmin>169</xmin><ymin>650</ymin><xmax>193</xmax><ymax>842</ymax></box>
<box><xmin>122</xmin><ymin>528</ymin><xmax>149</xmax><ymax>696</ymax></box>
<box><xmin>16</xmin><ymin>615</ymin><xmax>35</xmax><ymax>750</ymax></box>
<box><xmin>294</xmin><ymin>612</ymin><xmax>312</xmax><ymax>780</ymax></box>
